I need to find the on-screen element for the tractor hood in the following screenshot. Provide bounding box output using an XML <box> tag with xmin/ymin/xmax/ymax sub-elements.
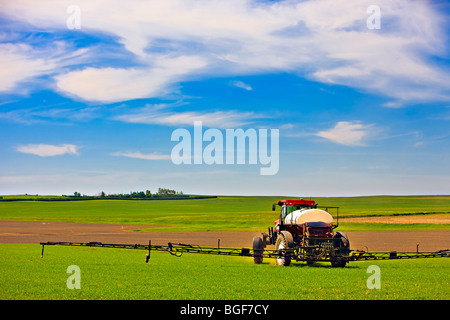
<box><xmin>284</xmin><ymin>208</ymin><xmax>333</xmax><ymax>225</ymax></box>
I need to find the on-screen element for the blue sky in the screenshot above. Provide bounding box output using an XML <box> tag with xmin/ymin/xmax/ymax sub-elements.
<box><xmin>1</xmin><ymin>0</ymin><xmax>449</xmax><ymax>196</ymax></box>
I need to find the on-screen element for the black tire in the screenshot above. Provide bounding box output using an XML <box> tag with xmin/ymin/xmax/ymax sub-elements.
<box><xmin>252</xmin><ymin>236</ymin><xmax>263</xmax><ymax>264</ymax></box>
<box><xmin>331</xmin><ymin>259</ymin><xmax>347</xmax><ymax>268</ymax></box>
<box><xmin>275</xmin><ymin>231</ymin><xmax>294</xmax><ymax>266</ymax></box>
<box><xmin>331</xmin><ymin>232</ymin><xmax>350</xmax><ymax>267</ymax></box>
<box><xmin>333</xmin><ymin>231</ymin><xmax>350</xmax><ymax>254</ymax></box>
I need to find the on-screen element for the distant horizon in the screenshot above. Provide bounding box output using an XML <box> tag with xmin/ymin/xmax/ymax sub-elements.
<box><xmin>2</xmin><ymin>192</ymin><xmax>449</xmax><ymax>198</ymax></box>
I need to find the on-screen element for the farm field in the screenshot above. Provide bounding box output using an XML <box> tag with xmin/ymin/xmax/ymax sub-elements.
<box><xmin>1</xmin><ymin>195</ymin><xmax>450</xmax><ymax>232</ymax></box>
<box><xmin>1</xmin><ymin>243</ymin><xmax>449</xmax><ymax>300</ymax></box>
<box><xmin>0</xmin><ymin>195</ymin><xmax>449</xmax><ymax>302</ymax></box>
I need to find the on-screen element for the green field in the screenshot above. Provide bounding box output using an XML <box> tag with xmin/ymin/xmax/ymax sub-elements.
<box><xmin>1</xmin><ymin>243</ymin><xmax>448</xmax><ymax>300</ymax></box>
<box><xmin>1</xmin><ymin>195</ymin><xmax>449</xmax><ymax>231</ymax></box>
<box><xmin>1</xmin><ymin>195</ymin><xmax>449</xmax><ymax>301</ymax></box>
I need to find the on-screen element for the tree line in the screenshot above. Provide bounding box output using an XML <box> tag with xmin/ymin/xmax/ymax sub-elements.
<box><xmin>71</xmin><ymin>188</ymin><xmax>185</xmax><ymax>199</ymax></box>
<box><xmin>69</xmin><ymin>188</ymin><xmax>216</xmax><ymax>200</ymax></box>
<box><xmin>0</xmin><ymin>189</ymin><xmax>217</xmax><ymax>201</ymax></box>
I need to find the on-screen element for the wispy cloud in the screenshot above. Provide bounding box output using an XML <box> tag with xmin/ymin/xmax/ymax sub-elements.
<box><xmin>16</xmin><ymin>144</ymin><xmax>80</xmax><ymax>157</ymax></box>
<box><xmin>0</xmin><ymin>105</ymin><xmax>104</xmax><ymax>124</ymax></box>
<box><xmin>316</xmin><ymin>121</ymin><xmax>374</xmax><ymax>146</ymax></box>
<box><xmin>229</xmin><ymin>80</ymin><xmax>252</xmax><ymax>91</ymax></box>
<box><xmin>114</xmin><ymin>104</ymin><xmax>256</xmax><ymax>128</ymax></box>
<box><xmin>111</xmin><ymin>151</ymin><xmax>171</xmax><ymax>160</ymax></box>
<box><xmin>0</xmin><ymin>43</ymin><xmax>54</xmax><ymax>93</ymax></box>
<box><xmin>0</xmin><ymin>40</ymin><xmax>90</xmax><ymax>94</ymax></box>
<box><xmin>382</xmin><ymin>101</ymin><xmax>404</xmax><ymax>108</ymax></box>
<box><xmin>1</xmin><ymin>0</ymin><xmax>449</xmax><ymax>104</ymax></box>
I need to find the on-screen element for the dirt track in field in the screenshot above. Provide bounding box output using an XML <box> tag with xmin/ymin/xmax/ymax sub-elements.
<box><xmin>1</xmin><ymin>220</ymin><xmax>449</xmax><ymax>252</ymax></box>
<box><xmin>340</xmin><ymin>214</ymin><xmax>450</xmax><ymax>224</ymax></box>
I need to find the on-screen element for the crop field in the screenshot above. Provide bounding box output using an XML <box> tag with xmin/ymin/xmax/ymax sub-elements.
<box><xmin>0</xmin><ymin>195</ymin><xmax>449</xmax><ymax>301</ymax></box>
<box><xmin>1</xmin><ymin>243</ymin><xmax>449</xmax><ymax>300</ymax></box>
<box><xmin>1</xmin><ymin>195</ymin><xmax>450</xmax><ymax>232</ymax></box>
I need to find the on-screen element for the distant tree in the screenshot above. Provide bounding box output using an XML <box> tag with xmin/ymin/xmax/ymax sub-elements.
<box><xmin>157</xmin><ymin>188</ymin><xmax>176</xmax><ymax>196</ymax></box>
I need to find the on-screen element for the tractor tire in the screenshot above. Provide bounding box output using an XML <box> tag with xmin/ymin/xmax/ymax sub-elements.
<box><xmin>331</xmin><ymin>232</ymin><xmax>350</xmax><ymax>268</ymax></box>
<box><xmin>252</xmin><ymin>236</ymin><xmax>264</xmax><ymax>264</ymax></box>
<box><xmin>334</xmin><ymin>231</ymin><xmax>350</xmax><ymax>253</ymax></box>
<box><xmin>331</xmin><ymin>258</ymin><xmax>347</xmax><ymax>268</ymax></box>
<box><xmin>275</xmin><ymin>231</ymin><xmax>294</xmax><ymax>266</ymax></box>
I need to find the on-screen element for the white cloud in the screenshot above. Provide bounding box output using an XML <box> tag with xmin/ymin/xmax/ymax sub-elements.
<box><xmin>0</xmin><ymin>39</ymin><xmax>90</xmax><ymax>94</ymax></box>
<box><xmin>0</xmin><ymin>43</ymin><xmax>54</xmax><ymax>92</ymax></box>
<box><xmin>315</xmin><ymin>121</ymin><xmax>373</xmax><ymax>146</ymax></box>
<box><xmin>16</xmin><ymin>144</ymin><xmax>80</xmax><ymax>157</ymax></box>
<box><xmin>111</xmin><ymin>151</ymin><xmax>171</xmax><ymax>160</ymax></box>
<box><xmin>1</xmin><ymin>0</ymin><xmax>449</xmax><ymax>103</ymax></box>
<box><xmin>0</xmin><ymin>105</ymin><xmax>103</xmax><ymax>124</ymax></box>
<box><xmin>382</xmin><ymin>101</ymin><xmax>404</xmax><ymax>108</ymax></box>
<box><xmin>114</xmin><ymin>104</ymin><xmax>255</xmax><ymax>128</ymax></box>
<box><xmin>55</xmin><ymin>55</ymin><xmax>207</xmax><ymax>102</ymax></box>
<box><xmin>229</xmin><ymin>80</ymin><xmax>252</xmax><ymax>91</ymax></box>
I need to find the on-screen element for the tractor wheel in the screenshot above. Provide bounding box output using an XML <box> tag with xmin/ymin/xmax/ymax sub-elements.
<box><xmin>331</xmin><ymin>259</ymin><xmax>347</xmax><ymax>268</ymax></box>
<box><xmin>331</xmin><ymin>232</ymin><xmax>350</xmax><ymax>267</ymax></box>
<box><xmin>275</xmin><ymin>231</ymin><xmax>294</xmax><ymax>266</ymax></box>
<box><xmin>252</xmin><ymin>236</ymin><xmax>264</xmax><ymax>264</ymax></box>
<box><xmin>333</xmin><ymin>232</ymin><xmax>350</xmax><ymax>254</ymax></box>
<box><xmin>335</xmin><ymin>232</ymin><xmax>350</xmax><ymax>251</ymax></box>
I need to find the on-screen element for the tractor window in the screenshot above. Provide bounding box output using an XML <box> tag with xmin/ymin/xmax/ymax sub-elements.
<box><xmin>281</xmin><ymin>204</ymin><xmax>312</xmax><ymax>219</ymax></box>
<box><xmin>280</xmin><ymin>206</ymin><xmax>287</xmax><ymax>219</ymax></box>
<box><xmin>288</xmin><ymin>205</ymin><xmax>303</xmax><ymax>214</ymax></box>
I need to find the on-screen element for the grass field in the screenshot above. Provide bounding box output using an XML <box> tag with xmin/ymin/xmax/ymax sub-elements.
<box><xmin>0</xmin><ymin>195</ymin><xmax>449</xmax><ymax>301</ymax></box>
<box><xmin>1</xmin><ymin>195</ymin><xmax>450</xmax><ymax>231</ymax></box>
<box><xmin>1</xmin><ymin>243</ymin><xmax>448</xmax><ymax>300</ymax></box>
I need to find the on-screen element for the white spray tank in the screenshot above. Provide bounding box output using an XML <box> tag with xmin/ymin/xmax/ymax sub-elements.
<box><xmin>284</xmin><ymin>208</ymin><xmax>333</xmax><ymax>225</ymax></box>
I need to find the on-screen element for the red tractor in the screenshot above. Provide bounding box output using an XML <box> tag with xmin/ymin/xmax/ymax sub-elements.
<box><xmin>253</xmin><ymin>199</ymin><xmax>350</xmax><ymax>267</ymax></box>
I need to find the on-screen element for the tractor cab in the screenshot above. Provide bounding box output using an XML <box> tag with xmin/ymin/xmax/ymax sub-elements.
<box><xmin>273</xmin><ymin>199</ymin><xmax>316</xmax><ymax>211</ymax></box>
<box><xmin>272</xmin><ymin>199</ymin><xmax>339</xmax><ymax>230</ymax></box>
<box><xmin>272</xmin><ymin>199</ymin><xmax>317</xmax><ymax>225</ymax></box>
